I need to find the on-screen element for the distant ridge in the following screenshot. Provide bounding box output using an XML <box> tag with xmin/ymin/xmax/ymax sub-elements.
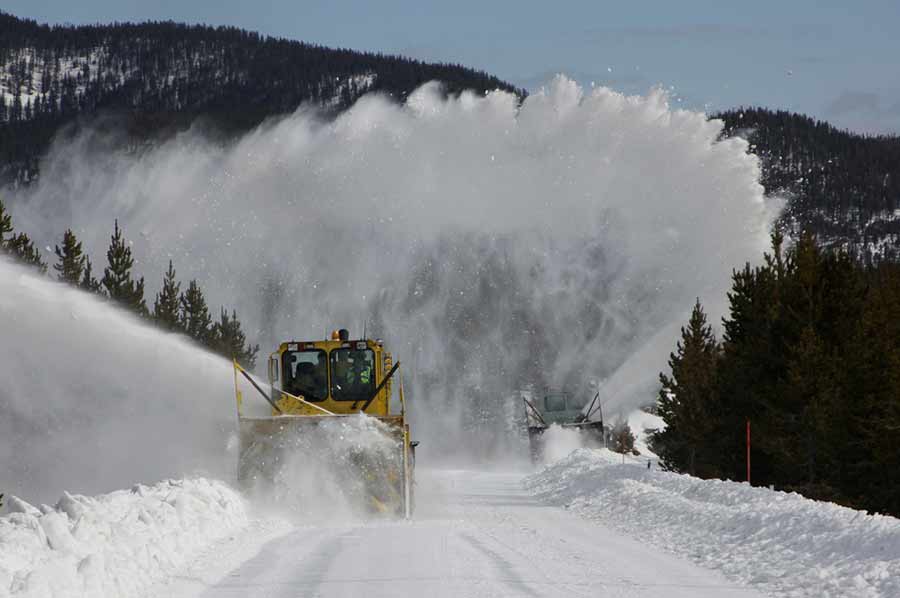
<box><xmin>717</xmin><ymin>108</ymin><xmax>900</xmax><ymax>261</ymax></box>
<box><xmin>0</xmin><ymin>11</ymin><xmax>525</xmax><ymax>183</ymax></box>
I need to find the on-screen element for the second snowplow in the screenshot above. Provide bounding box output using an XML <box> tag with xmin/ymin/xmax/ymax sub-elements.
<box><xmin>523</xmin><ymin>390</ymin><xmax>606</xmax><ymax>463</ymax></box>
<box><xmin>232</xmin><ymin>329</ymin><xmax>416</xmax><ymax>517</ymax></box>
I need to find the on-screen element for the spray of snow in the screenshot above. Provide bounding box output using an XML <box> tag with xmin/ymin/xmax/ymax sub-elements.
<box><xmin>0</xmin><ymin>258</ymin><xmax>235</xmax><ymax>504</ymax></box>
<box><xmin>3</xmin><ymin>76</ymin><xmax>776</xmax><ymax>483</ymax></box>
<box><xmin>241</xmin><ymin>414</ymin><xmax>405</xmax><ymax>522</ymax></box>
<box><xmin>539</xmin><ymin>425</ymin><xmax>588</xmax><ymax>464</ymax></box>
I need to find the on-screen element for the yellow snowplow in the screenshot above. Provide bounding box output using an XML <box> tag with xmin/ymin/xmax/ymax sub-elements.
<box><xmin>232</xmin><ymin>328</ymin><xmax>417</xmax><ymax>517</ymax></box>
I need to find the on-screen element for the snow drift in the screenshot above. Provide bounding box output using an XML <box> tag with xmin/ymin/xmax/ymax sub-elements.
<box><xmin>526</xmin><ymin>449</ymin><xmax>900</xmax><ymax>598</ymax></box>
<box><xmin>0</xmin><ymin>478</ymin><xmax>246</xmax><ymax>598</ymax></box>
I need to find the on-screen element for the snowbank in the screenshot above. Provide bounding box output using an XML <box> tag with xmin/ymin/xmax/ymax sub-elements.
<box><xmin>526</xmin><ymin>449</ymin><xmax>900</xmax><ymax>598</ymax></box>
<box><xmin>0</xmin><ymin>478</ymin><xmax>248</xmax><ymax>598</ymax></box>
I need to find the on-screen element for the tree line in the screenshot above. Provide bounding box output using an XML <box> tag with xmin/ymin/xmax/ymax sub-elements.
<box><xmin>0</xmin><ymin>197</ymin><xmax>258</xmax><ymax>367</ymax></box>
<box><xmin>651</xmin><ymin>232</ymin><xmax>900</xmax><ymax>516</ymax></box>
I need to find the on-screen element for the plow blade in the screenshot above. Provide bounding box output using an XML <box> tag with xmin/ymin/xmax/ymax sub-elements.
<box><xmin>527</xmin><ymin>420</ymin><xmax>606</xmax><ymax>464</ymax></box>
<box><xmin>237</xmin><ymin>414</ymin><xmax>414</xmax><ymax>517</ymax></box>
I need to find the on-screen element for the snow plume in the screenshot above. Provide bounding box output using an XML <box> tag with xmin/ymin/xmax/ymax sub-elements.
<box><xmin>0</xmin><ymin>259</ymin><xmax>235</xmax><ymax>504</ymax></box>
<box><xmin>241</xmin><ymin>414</ymin><xmax>405</xmax><ymax>522</ymax></box>
<box><xmin>5</xmin><ymin>76</ymin><xmax>775</xmax><ymax>466</ymax></box>
<box><xmin>540</xmin><ymin>425</ymin><xmax>588</xmax><ymax>464</ymax></box>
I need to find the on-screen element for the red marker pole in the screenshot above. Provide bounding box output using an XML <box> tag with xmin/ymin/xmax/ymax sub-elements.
<box><xmin>746</xmin><ymin>419</ymin><xmax>751</xmax><ymax>485</ymax></box>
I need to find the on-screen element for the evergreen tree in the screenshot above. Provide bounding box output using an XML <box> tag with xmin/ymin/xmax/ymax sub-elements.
<box><xmin>652</xmin><ymin>232</ymin><xmax>900</xmax><ymax>514</ymax></box>
<box><xmin>53</xmin><ymin>228</ymin><xmax>86</xmax><ymax>284</ymax></box>
<box><xmin>781</xmin><ymin>325</ymin><xmax>841</xmax><ymax>497</ymax></box>
<box><xmin>5</xmin><ymin>232</ymin><xmax>48</xmax><ymax>273</ymax></box>
<box><xmin>611</xmin><ymin>419</ymin><xmax>636</xmax><ymax>455</ymax></box>
<box><xmin>762</xmin><ymin>235</ymin><xmax>861</xmax><ymax>498</ymax></box>
<box><xmin>714</xmin><ymin>233</ymin><xmax>789</xmax><ymax>484</ymax></box>
<box><xmin>842</xmin><ymin>263</ymin><xmax>900</xmax><ymax>513</ymax></box>
<box><xmin>0</xmin><ymin>197</ymin><xmax>46</xmax><ymax>272</ymax></box>
<box><xmin>0</xmin><ymin>198</ymin><xmax>12</xmax><ymax>246</ymax></box>
<box><xmin>179</xmin><ymin>279</ymin><xmax>212</xmax><ymax>344</ymax></box>
<box><xmin>79</xmin><ymin>256</ymin><xmax>104</xmax><ymax>294</ymax></box>
<box><xmin>651</xmin><ymin>299</ymin><xmax>721</xmax><ymax>476</ymax></box>
<box><xmin>101</xmin><ymin>220</ymin><xmax>147</xmax><ymax>315</ymax></box>
<box><xmin>211</xmin><ymin>307</ymin><xmax>259</xmax><ymax>368</ymax></box>
<box><xmin>152</xmin><ymin>260</ymin><xmax>182</xmax><ymax>331</ymax></box>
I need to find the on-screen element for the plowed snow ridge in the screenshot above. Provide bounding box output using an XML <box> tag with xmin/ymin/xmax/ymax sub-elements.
<box><xmin>4</xmin><ymin>451</ymin><xmax>899</xmax><ymax>597</ymax></box>
<box><xmin>526</xmin><ymin>449</ymin><xmax>900</xmax><ymax>598</ymax></box>
<box><xmin>0</xmin><ymin>479</ymin><xmax>249</xmax><ymax>598</ymax></box>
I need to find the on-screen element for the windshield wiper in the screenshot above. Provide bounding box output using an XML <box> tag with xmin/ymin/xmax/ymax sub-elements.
<box><xmin>359</xmin><ymin>361</ymin><xmax>400</xmax><ymax>411</ymax></box>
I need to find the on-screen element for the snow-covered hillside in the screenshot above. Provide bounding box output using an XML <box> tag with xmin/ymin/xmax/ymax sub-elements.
<box><xmin>527</xmin><ymin>449</ymin><xmax>900</xmax><ymax>598</ymax></box>
<box><xmin>0</xmin><ymin>44</ymin><xmax>376</xmax><ymax>121</ymax></box>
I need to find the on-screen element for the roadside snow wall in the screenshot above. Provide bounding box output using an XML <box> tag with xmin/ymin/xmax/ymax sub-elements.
<box><xmin>0</xmin><ymin>478</ymin><xmax>247</xmax><ymax>598</ymax></box>
<box><xmin>526</xmin><ymin>449</ymin><xmax>900</xmax><ymax>598</ymax></box>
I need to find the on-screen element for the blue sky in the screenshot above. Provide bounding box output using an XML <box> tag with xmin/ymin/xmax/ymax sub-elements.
<box><xmin>6</xmin><ymin>0</ymin><xmax>900</xmax><ymax>134</ymax></box>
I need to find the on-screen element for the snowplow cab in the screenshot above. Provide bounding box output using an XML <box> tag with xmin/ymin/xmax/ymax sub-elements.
<box><xmin>267</xmin><ymin>329</ymin><xmax>396</xmax><ymax>417</ymax></box>
<box><xmin>532</xmin><ymin>392</ymin><xmax>583</xmax><ymax>425</ymax></box>
<box><xmin>232</xmin><ymin>329</ymin><xmax>416</xmax><ymax>517</ymax></box>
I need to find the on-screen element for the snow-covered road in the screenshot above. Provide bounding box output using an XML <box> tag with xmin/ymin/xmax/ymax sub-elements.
<box><xmin>195</xmin><ymin>469</ymin><xmax>763</xmax><ymax>598</ymax></box>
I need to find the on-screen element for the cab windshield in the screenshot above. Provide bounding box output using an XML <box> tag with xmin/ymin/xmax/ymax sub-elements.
<box><xmin>283</xmin><ymin>349</ymin><xmax>328</xmax><ymax>401</ymax></box>
<box><xmin>544</xmin><ymin>393</ymin><xmax>568</xmax><ymax>412</ymax></box>
<box><xmin>330</xmin><ymin>348</ymin><xmax>375</xmax><ymax>401</ymax></box>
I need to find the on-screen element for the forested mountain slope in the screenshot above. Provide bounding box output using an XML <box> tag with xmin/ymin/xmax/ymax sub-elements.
<box><xmin>0</xmin><ymin>12</ymin><xmax>523</xmax><ymax>183</ymax></box>
<box><xmin>717</xmin><ymin>108</ymin><xmax>900</xmax><ymax>261</ymax></box>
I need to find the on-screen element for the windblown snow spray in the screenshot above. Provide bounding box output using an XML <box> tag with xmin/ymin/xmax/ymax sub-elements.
<box><xmin>242</xmin><ymin>414</ymin><xmax>405</xmax><ymax>522</ymax></box>
<box><xmin>4</xmin><ymin>76</ymin><xmax>775</xmax><ymax>477</ymax></box>
<box><xmin>0</xmin><ymin>259</ymin><xmax>235</xmax><ymax>503</ymax></box>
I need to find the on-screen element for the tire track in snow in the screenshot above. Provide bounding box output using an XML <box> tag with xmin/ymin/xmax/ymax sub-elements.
<box><xmin>458</xmin><ymin>532</ymin><xmax>542</xmax><ymax>597</ymax></box>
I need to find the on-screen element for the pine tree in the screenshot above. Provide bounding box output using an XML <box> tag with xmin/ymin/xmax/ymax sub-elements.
<box><xmin>855</xmin><ymin>264</ymin><xmax>900</xmax><ymax>513</ymax></box>
<box><xmin>715</xmin><ymin>237</ymin><xmax>787</xmax><ymax>484</ymax></box>
<box><xmin>79</xmin><ymin>256</ymin><xmax>104</xmax><ymax>294</ymax></box>
<box><xmin>153</xmin><ymin>260</ymin><xmax>182</xmax><ymax>331</ymax></box>
<box><xmin>180</xmin><ymin>279</ymin><xmax>212</xmax><ymax>344</ymax></box>
<box><xmin>782</xmin><ymin>325</ymin><xmax>841</xmax><ymax>497</ymax></box>
<box><xmin>211</xmin><ymin>307</ymin><xmax>259</xmax><ymax>368</ymax></box>
<box><xmin>0</xmin><ymin>198</ymin><xmax>12</xmax><ymax>246</ymax></box>
<box><xmin>101</xmin><ymin>220</ymin><xmax>147</xmax><ymax>315</ymax></box>
<box><xmin>611</xmin><ymin>419</ymin><xmax>636</xmax><ymax>455</ymax></box>
<box><xmin>53</xmin><ymin>229</ymin><xmax>86</xmax><ymax>284</ymax></box>
<box><xmin>651</xmin><ymin>299</ymin><xmax>721</xmax><ymax>476</ymax></box>
<box><xmin>0</xmin><ymin>197</ymin><xmax>46</xmax><ymax>273</ymax></box>
<box><xmin>5</xmin><ymin>232</ymin><xmax>48</xmax><ymax>273</ymax></box>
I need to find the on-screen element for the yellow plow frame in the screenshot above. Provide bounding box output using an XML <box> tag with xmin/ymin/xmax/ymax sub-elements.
<box><xmin>232</xmin><ymin>360</ymin><xmax>415</xmax><ymax>518</ymax></box>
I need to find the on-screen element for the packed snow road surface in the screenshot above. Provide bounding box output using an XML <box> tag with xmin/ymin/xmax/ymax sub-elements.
<box><xmin>198</xmin><ymin>469</ymin><xmax>762</xmax><ymax>598</ymax></box>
